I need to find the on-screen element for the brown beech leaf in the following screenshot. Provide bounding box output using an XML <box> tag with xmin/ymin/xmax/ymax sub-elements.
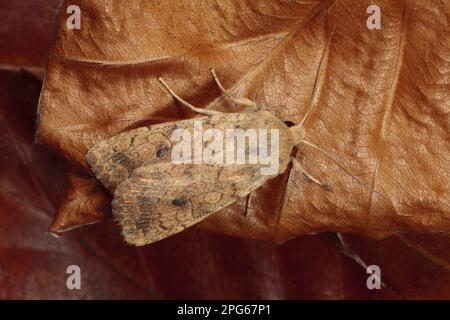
<box><xmin>0</xmin><ymin>70</ymin><xmax>146</xmax><ymax>299</ymax></box>
<box><xmin>49</xmin><ymin>172</ymin><xmax>110</xmax><ymax>233</ymax></box>
<box><xmin>38</xmin><ymin>0</ymin><xmax>450</xmax><ymax>242</ymax></box>
<box><xmin>0</xmin><ymin>0</ymin><xmax>61</xmax><ymax>70</ymax></box>
<box><xmin>3</xmin><ymin>69</ymin><xmax>392</xmax><ymax>299</ymax></box>
<box><xmin>340</xmin><ymin>233</ymin><xmax>450</xmax><ymax>299</ymax></box>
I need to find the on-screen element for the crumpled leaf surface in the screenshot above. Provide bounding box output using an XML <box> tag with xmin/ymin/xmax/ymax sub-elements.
<box><xmin>340</xmin><ymin>233</ymin><xmax>450</xmax><ymax>299</ymax></box>
<box><xmin>0</xmin><ymin>0</ymin><xmax>62</xmax><ymax>69</ymax></box>
<box><xmin>3</xmin><ymin>69</ymin><xmax>450</xmax><ymax>299</ymax></box>
<box><xmin>38</xmin><ymin>0</ymin><xmax>450</xmax><ymax>242</ymax></box>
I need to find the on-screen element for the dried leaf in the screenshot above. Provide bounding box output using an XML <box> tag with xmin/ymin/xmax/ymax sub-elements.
<box><xmin>340</xmin><ymin>233</ymin><xmax>450</xmax><ymax>299</ymax></box>
<box><xmin>38</xmin><ymin>0</ymin><xmax>450</xmax><ymax>241</ymax></box>
<box><xmin>49</xmin><ymin>173</ymin><xmax>110</xmax><ymax>233</ymax></box>
<box><xmin>0</xmin><ymin>0</ymin><xmax>61</xmax><ymax>69</ymax></box>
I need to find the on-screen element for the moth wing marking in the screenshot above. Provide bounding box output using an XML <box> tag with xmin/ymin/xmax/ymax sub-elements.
<box><xmin>112</xmin><ymin>163</ymin><xmax>273</xmax><ymax>245</ymax></box>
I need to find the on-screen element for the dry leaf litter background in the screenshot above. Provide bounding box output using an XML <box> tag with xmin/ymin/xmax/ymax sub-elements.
<box><xmin>0</xmin><ymin>0</ymin><xmax>449</xmax><ymax>299</ymax></box>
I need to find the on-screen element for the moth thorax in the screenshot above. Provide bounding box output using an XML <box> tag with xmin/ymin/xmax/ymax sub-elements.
<box><xmin>289</xmin><ymin>124</ymin><xmax>306</xmax><ymax>146</ymax></box>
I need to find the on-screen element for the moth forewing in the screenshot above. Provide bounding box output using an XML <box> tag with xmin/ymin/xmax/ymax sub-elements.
<box><xmin>86</xmin><ymin>117</ymin><xmax>209</xmax><ymax>192</ymax></box>
<box><xmin>86</xmin><ymin>111</ymin><xmax>294</xmax><ymax>191</ymax></box>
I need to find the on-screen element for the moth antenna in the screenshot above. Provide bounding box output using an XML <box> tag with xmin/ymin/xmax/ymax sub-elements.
<box><xmin>300</xmin><ymin>140</ymin><xmax>389</xmax><ymax>200</ymax></box>
<box><xmin>158</xmin><ymin>77</ymin><xmax>222</xmax><ymax>116</ymax></box>
<box><xmin>210</xmin><ymin>68</ymin><xmax>259</xmax><ymax>111</ymax></box>
<box><xmin>299</xmin><ymin>27</ymin><xmax>335</xmax><ymax>126</ymax></box>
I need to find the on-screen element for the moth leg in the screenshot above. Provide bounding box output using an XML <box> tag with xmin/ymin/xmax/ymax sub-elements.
<box><xmin>158</xmin><ymin>77</ymin><xmax>223</xmax><ymax>116</ymax></box>
<box><xmin>291</xmin><ymin>157</ymin><xmax>331</xmax><ymax>191</ymax></box>
<box><xmin>210</xmin><ymin>68</ymin><xmax>259</xmax><ymax>111</ymax></box>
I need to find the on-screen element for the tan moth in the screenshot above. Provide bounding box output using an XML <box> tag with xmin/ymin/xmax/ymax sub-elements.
<box><xmin>86</xmin><ymin>69</ymin><xmax>328</xmax><ymax>246</ymax></box>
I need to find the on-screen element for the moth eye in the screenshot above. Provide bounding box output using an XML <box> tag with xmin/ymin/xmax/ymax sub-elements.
<box><xmin>171</xmin><ymin>198</ymin><xmax>188</xmax><ymax>207</ymax></box>
<box><xmin>284</xmin><ymin>120</ymin><xmax>295</xmax><ymax>127</ymax></box>
<box><xmin>155</xmin><ymin>146</ymin><xmax>169</xmax><ymax>158</ymax></box>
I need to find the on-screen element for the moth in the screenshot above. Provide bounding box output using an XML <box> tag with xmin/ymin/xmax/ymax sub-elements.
<box><xmin>86</xmin><ymin>69</ymin><xmax>327</xmax><ymax>246</ymax></box>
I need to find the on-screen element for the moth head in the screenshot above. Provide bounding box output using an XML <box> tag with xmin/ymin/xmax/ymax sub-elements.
<box><xmin>289</xmin><ymin>124</ymin><xmax>306</xmax><ymax>146</ymax></box>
